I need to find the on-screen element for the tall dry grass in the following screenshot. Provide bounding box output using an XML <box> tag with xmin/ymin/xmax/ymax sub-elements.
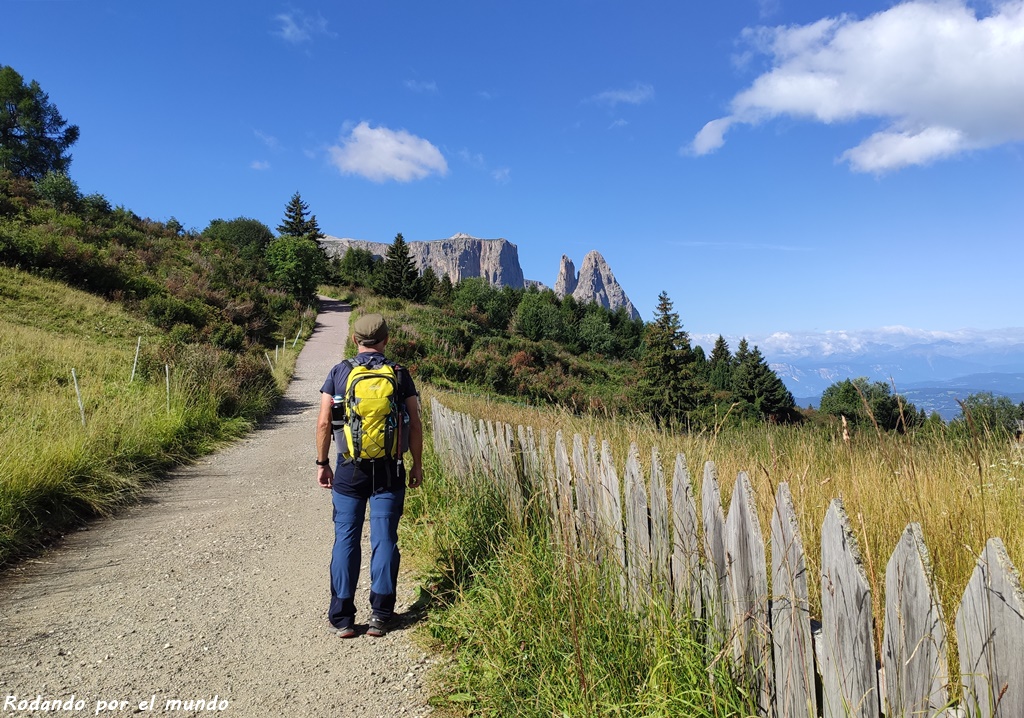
<box><xmin>430</xmin><ymin>388</ymin><xmax>1024</xmax><ymax>663</ymax></box>
<box><xmin>0</xmin><ymin>268</ymin><xmax>301</xmax><ymax>565</ymax></box>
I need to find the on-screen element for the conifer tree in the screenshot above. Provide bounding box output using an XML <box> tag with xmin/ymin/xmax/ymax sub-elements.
<box><xmin>731</xmin><ymin>341</ymin><xmax>795</xmax><ymax>421</ymax></box>
<box><xmin>708</xmin><ymin>335</ymin><xmax>733</xmax><ymax>392</ymax></box>
<box><xmin>277</xmin><ymin>192</ymin><xmax>325</xmax><ymax>245</ymax></box>
<box><xmin>374</xmin><ymin>233</ymin><xmax>419</xmax><ymax>299</ymax></box>
<box><xmin>634</xmin><ymin>291</ymin><xmax>700</xmax><ymax>426</ymax></box>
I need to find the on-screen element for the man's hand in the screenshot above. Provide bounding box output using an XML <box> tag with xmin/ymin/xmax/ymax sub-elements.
<box><xmin>408</xmin><ymin>464</ymin><xmax>423</xmax><ymax>489</ymax></box>
<box><xmin>317</xmin><ymin>464</ymin><xmax>334</xmax><ymax>489</ymax></box>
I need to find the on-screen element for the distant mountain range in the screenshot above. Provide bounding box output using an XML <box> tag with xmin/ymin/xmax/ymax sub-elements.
<box><xmin>695</xmin><ymin>327</ymin><xmax>1024</xmax><ymax>420</ymax></box>
<box><xmin>321</xmin><ymin>234</ymin><xmax>640</xmax><ymax>319</ymax></box>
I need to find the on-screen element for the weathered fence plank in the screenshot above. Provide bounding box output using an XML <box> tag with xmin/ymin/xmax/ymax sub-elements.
<box><xmin>554</xmin><ymin>431</ymin><xmax>579</xmax><ymax>556</ymax></box>
<box><xmin>599</xmin><ymin>440</ymin><xmax>626</xmax><ymax>598</ymax></box>
<box><xmin>820</xmin><ymin>499</ymin><xmax>879</xmax><ymax>718</ymax></box>
<box><xmin>572</xmin><ymin>434</ymin><xmax>596</xmax><ymax>561</ymax></box>
<box><xmin>702</xmin><ymin>461</ymin><xmax>728</xmax><ymax>639</ymax></box>
<box><xmin>725</xmin><ymin>471</ymin><xmax>772</xmax><ymax>716</ymax></box>
<box><xmin>623</xmin><ymin>443</ymin><xmax>652</xmax><ymax>610</ymax></box>
<box><xmin>671</xmin><ymin>453</ymin><xmax>702</xmax><ymax>619</ymax></box>
<box><xmin>649</xmin><ymin>447</ymin><xmax>672</xmax><ymax>607</ymax></box>
<box><xmin>771</xmin><ymin>482</ymin><xmax>816</xmax><ymax>718</ymax></box>
<box><xmin>882</xmin><ymin>522</ymin><xmax>948</xmax><ymax>718</ymax></box>
<box><xmin>955</xmin><ymin>537</ymin><xmax>1024</xmax><ymax>718</ymax></box>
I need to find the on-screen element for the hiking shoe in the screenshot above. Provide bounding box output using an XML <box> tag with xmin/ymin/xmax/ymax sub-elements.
<box><xmin>366</xmin><ymin>616</ymin><xmax>388</xmax><ymax>638</ymax></box>
<box><xmin>329</xmin><ymin>622</ymin><xmax>356</xmax><ymax>639</ymax></box>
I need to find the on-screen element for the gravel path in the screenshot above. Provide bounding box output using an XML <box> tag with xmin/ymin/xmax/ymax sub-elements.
<box><xmin>0</xmin><ymin>298</ymin><xmax>435</xmax><ymax>718</ymax></box>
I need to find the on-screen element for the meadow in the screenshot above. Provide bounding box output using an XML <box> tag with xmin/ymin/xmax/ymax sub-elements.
<box><xmin>0</xmin><ymin>266</ymin><xmax>305</xmax><ymax>565</ymax></box>
<box><xmin>414</xmin><ymin>387</ymin><xmax>1022</xmax><ymax>713</ymax></box>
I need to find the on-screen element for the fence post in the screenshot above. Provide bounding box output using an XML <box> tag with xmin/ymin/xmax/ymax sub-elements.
<box><xmin>130</xmin><ymin>336</ymin><xmax>141</xmax><ymax>383</ymax></box>
<box><xmin>955</xmin><ymin>537</ymin><xmax>1024</xmax><ymax>718</ymax></box>
<box><xmin>882</xmin><ymin>523</ymin><xmax>948</xmax><ymax>717</ymax></box>
<box><xmin>820</xmin><ymin>498</ymin><xmax>879</xmax><ymax>718</ymax></box>
<box><xmin>623</xmin><ymin>443</ymin><xmax>652</xmax><ymax>611</ymax></box>
<box><xmin>71</xmin><ymin>368</ymin><xmax>86</xmax><ymax>428</ymax></box>
<box><xmin>671</xmin><ymin>453</ymin><xmax>702</xmax><ymax>620</ymax></box>
<box><xmin>648</xmin><ymin>447</ymin><xmax>672</xmax><ymax>608</ymax></box>
<box><xmin>724</xmin><ymin>471</ymin><xmax>772</xmax><ymax>716</ymax></box>
<box><xmin>771</xmin><ymin>482</ymin><xmax>816</xmax><ymax>718</ymax></box>
<box><xmin>701</xmin><ymin>461</ymin><xmax>728</xmax><ymax>643</ymax></box>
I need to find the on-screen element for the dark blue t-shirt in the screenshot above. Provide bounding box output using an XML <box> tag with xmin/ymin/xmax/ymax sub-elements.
<box><xmin>320</xmin><ymin>352</ymin><xmax>418</xmax><ymax>498</ymax></box>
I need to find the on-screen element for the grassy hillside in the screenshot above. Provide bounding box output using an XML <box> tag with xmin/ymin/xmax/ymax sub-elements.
<box><xmin>0</xmin><ymin>266</ymin><xmax>305</xmax><ymax>565</ymax></box>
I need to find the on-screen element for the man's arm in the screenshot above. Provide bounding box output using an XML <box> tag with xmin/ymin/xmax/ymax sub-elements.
<box><xmin>315</xmin><ymin>392</ymin><xmax>334</xmax><ymax>489</ymax></box>
<box><xmin>405</xmin><ymin>395</ymin><xmax>423</xmax><ymax>488</ymax></box>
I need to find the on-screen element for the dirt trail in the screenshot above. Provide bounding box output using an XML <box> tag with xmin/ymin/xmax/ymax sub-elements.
<box><xmin>0</xmin><ymin>298</ymin><xmax>434</xmax><ymax>718</ymax></box>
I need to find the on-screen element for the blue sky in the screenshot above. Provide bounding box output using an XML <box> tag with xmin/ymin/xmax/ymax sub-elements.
<box><xmin>4</xmin><ymin>0</ymin><xmax>1023</xmax><ymax>350</ymax></box>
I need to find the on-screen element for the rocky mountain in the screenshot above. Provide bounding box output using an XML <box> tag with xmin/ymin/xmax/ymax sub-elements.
<box><xmin>554</xmin><ymin>251</ymin><xmax>641</xmax><ymax>320</ymax></box>
<box><xmin>321</xmin><ymin>233</ymin><xmax>525</xmax><ymax>288</ymax></box>
<box><xmin>322</xmin><ymin>234</ymin><xmax>640</xmax><ymax>318</ymax></box>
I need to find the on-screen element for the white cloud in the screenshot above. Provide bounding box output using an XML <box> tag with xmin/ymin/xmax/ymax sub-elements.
<box><xmin>250</xmin><ymin>160</ymin><xmax>270</xmax><ymax>171</ymax></box>
<box><xmin>254</xmin><ymin>129</ymin><xmax>279</xmax><ymax>149</ymax></box>
<box><xmin>273</xmin><ymin>9</ymin><xmax>333</xmax><ymax>44</ymax></box>
<box><xmin>328</xmin><ymin>122</ymin><xmax>448</xmax><ymax>182</ymax></box>
<box><xmin>492</xmin><ymin>167</ymin><xmax>511</xmax><ymax>184</ymax></box>
<box><xmin>689</xmin><ymin>1</ymin><xmax>1024</xmax><ymax>172</ymax></box>
<box><xmin>589</xmin><ymin>83</ymin><xmax>654</xmax><ymax>106</ymax></box>
<box><xmin>405</xmin><ymin>79</ymin><xmax>438</xmax><ymax>93</ymax></box>
<box><xmin>458</xmin><ymin>148</ymin><xmax>485</xmax><ymax>168</ymax></box>
<box><xmin>748</xmin><ymin>326</ymin><xmax>1024</xmax><ymax>358</ymax></box>
<box><xmin>609</xmin><ymin>119</ymin><xmax>629</xmax><ymax>130</ymax></box>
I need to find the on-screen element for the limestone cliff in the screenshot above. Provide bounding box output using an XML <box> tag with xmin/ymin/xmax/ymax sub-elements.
<box><xmin>554</xmin><ymin>255</ymin><xmax>577</xmax><ymax>297</ymax></box>
<box><xmin>555</xmin><ymin>250</ymin><xmax>640</xmax><ymax>320</ymax></box>
<box><xmin>321</xmin><ymin>233</ymin><xmax>524</xmax><ymax>288</ymax></box>
<box><xmin>321</xmin><ymin>234</ymin><xmax>639</xmax><ymax>319</ymax></box>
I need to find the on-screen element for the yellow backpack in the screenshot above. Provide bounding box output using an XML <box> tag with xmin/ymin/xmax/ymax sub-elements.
<box><xmin>336</xmin><ymin>360</ymin><xmax>404</xmax><ymax>461</ymax></box>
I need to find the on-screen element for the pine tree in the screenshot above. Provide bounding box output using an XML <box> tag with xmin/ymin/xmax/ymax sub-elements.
<box><xmin>708</xmin><ymin>335</ymin><xmax>733</xmax><ymax>392</ymax></box>
<box><xmin>634</xmin><ymin>291</ymin><xmax>700</xmax><ymax>426</ymax></box>
<box><xmin>732</xmin><ymin>341</ymin><xmax>795</xmax><ymax>421</ymax></box>
<box><xmin>374</xmin><ymin>233</ymin><xmax>419</xmax><ymax>299</ymax></box>
<box><xmin>277</xmin><ymin>192</ymin><xmax>311</xmax><ymax>237</ymax></box>
<box><xmin>435</xmin><ymin>273</ymin><xmax>454</xmax><ymax>303</ymax></box>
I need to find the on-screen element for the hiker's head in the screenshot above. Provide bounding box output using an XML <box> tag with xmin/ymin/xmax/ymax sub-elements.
<box><xmin>352</xmin><ymin>313</ymin><xmax>389</xmax><ymax>351</ymax></box>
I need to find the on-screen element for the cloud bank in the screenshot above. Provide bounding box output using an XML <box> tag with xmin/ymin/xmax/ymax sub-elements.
<box><xmin>690</xmin><ymin>1</ymin><xmax>1024</xmax><ymax>172</ymax></box>
<box><xmin>328</xmin><ymin>122</ymin><xmax>448</xmax><ymax>182</ymax></box>
<box><xmin>691</xmin><ymin>326</ymin><xmax>1024</xmax><ymax>359</ymax></box>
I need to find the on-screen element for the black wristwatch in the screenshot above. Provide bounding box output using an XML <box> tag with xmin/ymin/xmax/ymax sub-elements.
<box><xmin>315</xmin><ymin>458</ymin><xmax>330</xmax><ymax>467</ymax></box>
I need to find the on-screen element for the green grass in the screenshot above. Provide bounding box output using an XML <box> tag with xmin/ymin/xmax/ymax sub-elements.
<box><xmin>428</xmin><ymin>389</ymin><xmax>1024</xmax><ymax>701</ymax></box>
<box><xmin>403</xmin><ymin>394</ymin><xmax>756</xmax><ymax>717</ymax></box>
<box><xmin>0</xmin><ymin>267</ymin><xmax>300</xmax><ymax>566</ymax></box>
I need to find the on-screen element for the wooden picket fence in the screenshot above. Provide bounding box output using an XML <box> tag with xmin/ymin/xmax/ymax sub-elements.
<box><xmin>429</xmin><ymin>399</ymin><xmax>1024</xmax><ymax>718</ymax></box>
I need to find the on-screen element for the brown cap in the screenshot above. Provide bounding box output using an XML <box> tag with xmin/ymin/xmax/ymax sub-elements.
<box><xmin>353</xmin><ymin>313</ymin><xmax>389</xmax><ymax>346</ymax></box>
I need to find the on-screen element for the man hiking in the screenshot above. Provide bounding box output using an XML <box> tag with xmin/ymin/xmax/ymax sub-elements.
<box><xmin>315</xmin><ymin>313</ymin><xmax>423</xmax><ymax>638</ymax></box>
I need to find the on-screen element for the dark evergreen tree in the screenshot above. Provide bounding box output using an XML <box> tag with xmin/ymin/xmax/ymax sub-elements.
<box><xmin>434</xmin><ymin>273</ymin><xmax>454</xmax><ymax>304</ymax></box>
<box><xmin>414</xmin><ymin>265</ymin><xmax>439</xmax><ymax>302</ymax></box>
<box><xmin>374</xmin><ymin>233</ymin><xmax>419</xmax><ymax>299</ymax></box>
<box><xmin>634</xmin><ymin>291</ymin><xmax>700</xmax><ymax>426</ymax></box>
<box><xmin>0</xmin><ymin>66</ymin><xmax>80</xmax><ymax>180</ymax></box>
<box><xmin>732</xmin><ymin>342</ymin><xmax>796</xmax><ymax>422</ymax></box>
<box><xmin>277</xmin><ymin>192</ymin><xmax>324</xmax><ymax>246</ymax></box>
<box><xmin>708</xmin><ymin>335</ymin><xmax>733</xmax><ymax>392</ymax></box>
